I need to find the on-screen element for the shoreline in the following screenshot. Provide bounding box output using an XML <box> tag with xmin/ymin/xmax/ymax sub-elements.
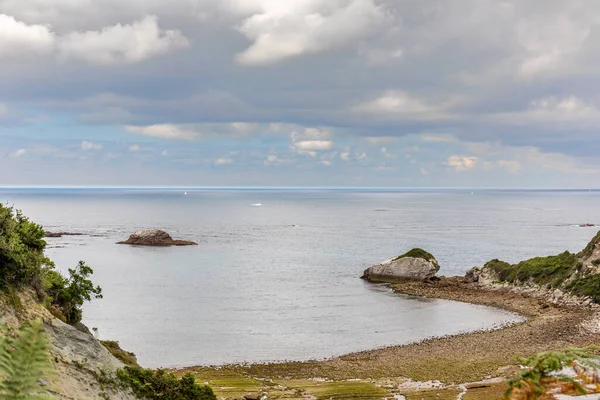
<box><xmin>175</xmin><ymin>277</ymin><xmax>600</xmax><ymax>398</ymax></box>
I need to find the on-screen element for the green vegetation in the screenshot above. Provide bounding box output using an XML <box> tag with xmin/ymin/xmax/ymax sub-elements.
<box><xmin>0</xmin><ymin>204</ymin><xmax>101</xmax><ymax>324</ymax></box>
<box><xmin>504</xmin><ymin>347</ymin><xmax>600</xmax><ymax>399</ymax></box>
<box><xmin>0</xmin><ymin>205</ymin><xmax>53</xmax><ymax>289</ymax></box>
<box><xmin>567</xmin><ymin>274</ymin><xmax>600</xmax><ymax>303</ymax></box>
<box><xmin>44</xmin><ymin>261</ymin><xmax>102</xmax><ymax>324</ymax></box>
<box><xmin>578</xmin><ymin>230</ymin><xmax>600</xmax><ymax>260</ymax></box>
<box><xmin>117</xmin><ymin>367</ymin><xmax>216</xmax><ymax>400</ymax></box>
<box><xmin>101</xmin><ymin>341</ymin><xmax>139</xmax><ymax>367</ymax></box>
<box><xmin>484</xmin><ymin>251</ymin><xmax>578</xmax><ymax>287</ymax></box>
<box><xmin>0</xmin><ymin>320</ymin><xmax>55</xmax><ymax>399</ymax></box>
<box><xmin>393</xmin><ymin>248</ymin><xmax>438</xmax><ymax>263</ymax></box>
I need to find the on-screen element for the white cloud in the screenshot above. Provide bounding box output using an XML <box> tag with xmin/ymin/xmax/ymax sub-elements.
<box><xmin>489</xmin><ymin>96</ymin><xmax>600</xmax><ymax>126</ymax></box>
<box><xmin>420</xmin><ymin>134</ymin><xmax>458</xmax><ymax>143</ymax></box>
<box><xmin>497</xmin><ymin>160</ymin><xmax>522</xmax><ymax>173</ymax></box>
<box><xmin>446</xmin><ymin>155</ymin><xmax>478</xmax><ymax>172</ymax></box>
<box><xmin>58</xmin><ymin>16</ymin><xmax>189</xmax><ymax>65</ymax></box>
<box><xmin>10</xmin><ymin>149</ymin><xmax>27</xmax><ymax>158</ymax></box>
<box><xmin>264</xmin><ymin>154</ymin><xmax>285</xmax><ymax>165</ymax></box>
<box><xmin>214</xmin><ymin>157</ymin><xmax>234</xmax><ymax>165</ymax></box>
<box><xmin>380</xmin><ymin>147</ymin><xmax>396</xmax><ymax>158</ymax></box>
<box><xmin>340</xmin><ymin>151</ymin><xmax>350</xmax><ymax>161</ymax></box>
<box><xmin>356</xmin><ymin>91</ymin><xmax>456</xmax><ymax>120</ymax></box>
<box><xmin>364</xmin><ymin>136</ymin><xmax>397</xmax><ymax>145</ymax></box>
<box><xmin>129</xmin><ymin>144</ymin><xmax>141</xmax><ymax>152</ymax></box>
<box><xmin>0</xmin><ymin>14</ymin><xmax>55</xmax><ymax>57</ymax></box>
<box><xmin>516</xmin><ymin>16</ymin><xmax>590</xmax><ymax>78</ymax></box>
<box><xmin>80</xmin><ymin>141</ymin><xmax>103</xmax><ymax>150</ymax></box>
<box><xmin>233</xmin><ymin>0</ymin><xmax>389</xmax><ymax>66</ymax></box>
<box><xmin>125</xmin><ymin>124</ymin><xmax>200</xmax><ymax>140</ymax></box>
<box><xmin>293</xmin><ymin>140</ymin><xmax>334</xmax><ymax>151</ymax></box>
<box><xmin>357</xmin><ymin>152</ymin><xmax>367</xmax><ymax>161</ymax></box>
<box><xmin>530</xmin><ymin>96</ymin><xmax>597</xmax><ymax>116</ymax></box>
<box><xmin>321</xmin><ymin>160</ymin><xmax>332</xmax><ymax>167</ymax></box>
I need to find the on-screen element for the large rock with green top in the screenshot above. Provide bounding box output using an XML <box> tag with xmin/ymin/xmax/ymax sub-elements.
<box><xmin>361</xmin><ymin>249</ymin><xmax>440</xmax><ymax>282</ymax></box>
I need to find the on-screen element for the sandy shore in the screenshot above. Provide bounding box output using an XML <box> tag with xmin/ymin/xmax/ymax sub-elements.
<box><xmin>181</xmin><ymin>278</ymin><xmax>600</xmax><ymax>385</ymax></box>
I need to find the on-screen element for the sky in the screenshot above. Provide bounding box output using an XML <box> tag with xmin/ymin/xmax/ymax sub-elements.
<box><xmin>1</xmin><ymin>0</ymin><xmax>600</xmax><ymax>188</ymax></box>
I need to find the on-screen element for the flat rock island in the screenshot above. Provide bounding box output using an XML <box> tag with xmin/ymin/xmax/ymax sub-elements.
<box><xmin>117</xmin><ymin>229</ymin><xmax>197</xmax><ymax>246</ymax></box>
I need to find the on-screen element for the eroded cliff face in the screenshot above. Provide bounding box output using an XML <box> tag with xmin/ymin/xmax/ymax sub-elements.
<box><xmin>0</xmin><ymin>290</ymin><xmax>137</xmax><ymax>400</ymax></box>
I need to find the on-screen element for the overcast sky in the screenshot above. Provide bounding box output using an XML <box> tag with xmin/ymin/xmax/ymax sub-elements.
<box><xmin>1</xmin><ymin>0</ymin><xmax>599</xmax><ymax>187</ymax></box>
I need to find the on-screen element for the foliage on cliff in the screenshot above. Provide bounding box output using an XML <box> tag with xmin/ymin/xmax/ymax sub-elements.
<box><xmin>117</xmin><ymin>367</ymin><xmax>216</xmax><ymax>400</ymax></box>
<box><xmin>0</xmin><ymin>205</ymin><xmax>52</xmax><ymax>289</ymax></box>
<box><xmin>0</xmin><ymin>204</ymin><xmax>101</xmax><ymax>324</ymax></box>
<box><xmin>484</xmin><ymin>251</ymin><xmax>578</xmax><ymax>287</ymax></box>
<box><xmin>0</xmin><ymin>320</ymin><xmax>56</xmax><ymax>399</ymax></box>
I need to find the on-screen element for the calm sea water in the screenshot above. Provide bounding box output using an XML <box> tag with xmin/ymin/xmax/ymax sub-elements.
<box><xmin>2</xmin><ymin>188</ymin><xmax>599</xmax><ymax>368</ymax></box>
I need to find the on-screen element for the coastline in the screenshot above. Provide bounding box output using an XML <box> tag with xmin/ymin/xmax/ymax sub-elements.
<box><xmin>176</xmin><ymin>277</ymin><xmax>600</xmax><ymax>399</ymax></box>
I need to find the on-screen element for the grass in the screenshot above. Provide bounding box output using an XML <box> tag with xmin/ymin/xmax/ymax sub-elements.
<box><xmin>100</xmin><ymin>340</ymin><xmax>139</xmax><ymax>367</ymax></box>
<box><xmin>484</xmin><ymin>251</ymin><xmax>578</xmax><ymax>287</ymax></box>
<box><xmin>393</xmin><ymin>248</ymin><xmax>438</xmax><ymax>264</ymax></box>
<box><xmin>287</xmin><ymin>380</ymin><xmax>389</xmax><ymax>399</ymax></box>
<box><xmin>567</xmin><ymin>274</ymin><xmax>600</xmax><ymax>302</ymax></box>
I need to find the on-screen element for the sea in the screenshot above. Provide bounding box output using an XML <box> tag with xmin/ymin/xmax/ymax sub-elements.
<box><xmin>2</xmin><ymin>188</ymin><xmax>599</xmax><ymax>368</ymax></box>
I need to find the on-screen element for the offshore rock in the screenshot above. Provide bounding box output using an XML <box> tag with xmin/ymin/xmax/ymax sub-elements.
<box><xmin>118</xmin><ymin>229</ymin><xmax>197</xmax><ymax>246</ymax></box>
<box><xmin>362</xmin><ymin>249</ymin><xmax>440</xmax><ymax>282</ymax></box>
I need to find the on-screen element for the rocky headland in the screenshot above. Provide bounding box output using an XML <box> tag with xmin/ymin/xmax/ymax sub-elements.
<box><xmin>117</xmin><ymin>229</ymin><xmax>197</xmax><ymax>246</ymax></box>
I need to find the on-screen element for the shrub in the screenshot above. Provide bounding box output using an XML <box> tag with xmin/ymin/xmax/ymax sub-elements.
<box><xmin>393</xmin><ymin>248</ymin><xmax>437</xmax><ymax>263</ymax></box>
<box><xmin>484</xmin><ymin>252</ymin><xmax>578</xmax><ymax>287</ymax></box>
<box><xmin>117</xmin><ymin>367</ymin><xmax>216</xmax><ymax>400</ymax></box>
<box><xmin>44</xmin><ymin>261</ymin><xmax>103</xmax><ymax>324</ymax></box>
<box><xmin>567</xmin><ymin>274</ymin><xmax>600</xmax><ymax>303</ymax></box>
<box><xmin>505</xmin><ymin>347</ymin><xmax>600</xmax><ymax>399</ymax></box>
<box><xmin>0</xmin><ymin>319</ymin><xmax>56</xmax><ymax>399</ymax></box>
<box><xmin>0</xmin><ymin>205</ymin><xmax>53</xmax><ymax>289</ymax></box>
<box><xmin>100</xmin><ymin>341</ymin><xmax>138</xmax><ymax>367</ymax></box>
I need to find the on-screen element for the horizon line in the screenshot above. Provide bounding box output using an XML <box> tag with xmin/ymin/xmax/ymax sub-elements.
<box><xmin>0</xmin><ymin>185</ymin><xmax>599</xmax><ymax>191</ymax></box>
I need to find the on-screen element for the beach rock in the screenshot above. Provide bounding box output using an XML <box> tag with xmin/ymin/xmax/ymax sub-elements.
<box><xmin>361</xmin><ymin>249</ymin><xmax>440</xmax><ymax>282</ymax></box>
<box><xmin>243</xmin><ymin>394</ymin><xmax>260</xmax><ymax>400</ymax></box>
<box><xmin>117</xmin><ymin>229</ymin><xmax>197</xmax><ymax>246</ymax></box>
<box><xmin>579</xmin><ymin>224</ymin><xmax>596</xmax><ymax>227</ymax></box>
<box><xmin>465</xmin><ymin>267</ymin><xmax>481</xmax><ymax>283</ymax></box>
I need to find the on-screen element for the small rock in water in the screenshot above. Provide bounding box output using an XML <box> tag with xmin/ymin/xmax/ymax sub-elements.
<box><xmin>117</xmin><ymin>229</ymin><xmax>197</xmax><ymax>246</ymax></box>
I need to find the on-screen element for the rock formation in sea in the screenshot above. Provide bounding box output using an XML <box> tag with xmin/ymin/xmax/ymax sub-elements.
<box><xmin>361</xmin><ymin>248</ymin><xmax>440</xmax><ymax>282</ymax></box>
<box><xmin>117</xmin><ymin>229</ymin><xmax>197</xmax><ymax>246</ymax></box>
<box><xmin>45</xmin><ymin>231</ymin><xmax>84</xmax><ymax>238</ymax></box>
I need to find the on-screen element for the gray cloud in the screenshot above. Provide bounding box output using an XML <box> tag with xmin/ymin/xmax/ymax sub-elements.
<box><xmin>1</xmin><ymin>0</ymin><xmax>600</xmax><ymax>186</ymax></box>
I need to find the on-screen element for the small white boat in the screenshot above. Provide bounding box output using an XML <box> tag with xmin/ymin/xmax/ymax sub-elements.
<box><xmin>251</xmin><ymin>203</ymin><xmax>262</xmax><ymax>207</ymax></box>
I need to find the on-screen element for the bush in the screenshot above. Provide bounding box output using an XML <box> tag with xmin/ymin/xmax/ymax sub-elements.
<box><xmin>505</xmin><ymin>347</ymin><xmax>600</xmax><ymax>399</ymax></box>
<box><xmin>567</xmin><ymin>274</ymin><xmax>600</xmax><ymax>303</ymax></box>
<box><xmin>0</xmin><ymin>204</ymin><xmax>102</xmax><ymax>324</ymax></box>
<box><xmin>484</xmin><ymin>252</ymin><xmax>578</xmax><ymax>287</ymax></box>
<box><xmin>117</xmin><ymin>367</ymin><xmax>216</xmax><ymax>400</ymax></box>
<box><xmin>0</xmin><ymin>319</ymin><xmax>56</xmax><ymax>399</ymax></box>
<box><xmin>393</xmin><ymin>248</ymin><xmax>437</xmax><ymax>263</ymax></box>
<box><xmin>101</xmin><ymin>341</ymin><xmax>138</xmax><ymax>367</ymax></box>
<box><xmin>44</xmin><ymin>261</ymin><xmax>103</xmax><ymax>324</ymax></box>
<box><xmin>0</xmin><ymin>205</ymin><xmax>53</xmax><ymax>289</ymax></box>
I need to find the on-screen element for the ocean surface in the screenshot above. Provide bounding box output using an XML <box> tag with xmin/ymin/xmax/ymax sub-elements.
<box><xmin>2</xmin><ymin>188</ymin><xmax>599</xmax><ymax>368</ymax></box>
